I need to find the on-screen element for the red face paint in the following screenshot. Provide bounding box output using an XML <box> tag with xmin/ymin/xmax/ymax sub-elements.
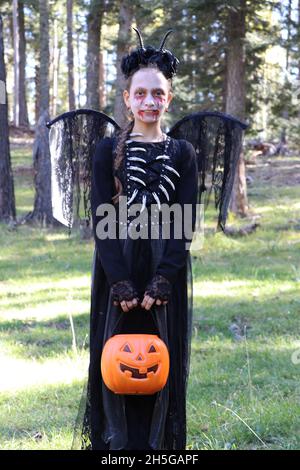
<box><xmin>138</xmin><ymin>110</ymin><xmax>159</xmax><ymax>116</ymax></box>
<box><xmin>133</xmin><ymin>89</ymin><xmax>166</xmax><ymax>109</ymax></box>
<box><xmin>129</xmin><ymin>82</ymin><xmax>169</xmax><ymax>122</ymax></box>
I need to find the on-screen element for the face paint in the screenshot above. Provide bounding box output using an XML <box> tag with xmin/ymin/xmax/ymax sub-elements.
<box><xmin>126</xmin><ymin>69</ymin><xmax>171</xmax><ymax>123</ymax></box>
<box><xmin>133</xmin><ymin>91</ymin><xmax>166</xmax><ymax>122</ymax></box>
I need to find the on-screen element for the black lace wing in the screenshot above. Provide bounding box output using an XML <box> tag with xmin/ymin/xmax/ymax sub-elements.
<box><xmin>167</xmin><ymin>111</ymin><xmax>248</xmax><ymax>231</ymax></box>
<box><xmin>46</xmin><ymin>109</ymin><xmax>120</xmax><ymax>230</ymax></box>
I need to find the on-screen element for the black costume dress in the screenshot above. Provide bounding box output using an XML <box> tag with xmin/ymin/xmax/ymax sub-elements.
<box><xmin>71</xmin><ymin>134</ymin><xmax>198</xmax><ymax>450</ymax></box>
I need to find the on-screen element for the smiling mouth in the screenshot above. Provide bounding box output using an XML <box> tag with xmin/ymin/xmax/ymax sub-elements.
<box><xmin>120</xmin><ymin>363</ymin><xmax>158</xmax><ymax>379</ymax></box>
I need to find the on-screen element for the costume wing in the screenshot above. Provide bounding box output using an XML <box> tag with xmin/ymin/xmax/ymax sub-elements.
<box><xmin>167</xmin><ymin>111</ymin><xmax>248</xmax><ymax>231</ymax></box>
<box><xmin>46</xmin><ymin>109</ymin><xmax>120</xmax><ymax>230</ymax></box>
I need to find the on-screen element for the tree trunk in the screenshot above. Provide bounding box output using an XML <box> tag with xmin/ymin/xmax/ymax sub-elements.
<box><xmin>18</xmin><ymin>0</ymin><xmax>29</xmax><ymax>127</ymax></box>
<box><xmin>12</xmin><ymin>0</ymin><xmax>19</xmax><ymax>127</ymax></box>
<box><xmin>75</xmin><ymin>13</ymin><xmax>82</xmax><ymax>107</ymax></box>
<box><xmin>34</xmin><ymin>63</ymin><xmax>40</xmax><ymax>125</ymax></box>
<box><xmin>67</xmin><ymin>0</ymin><xmax>75</xmax><ymax>110</ymax></box>
<box><xmin>225</xmin><ymin>0</ymin><xmax>248</xmax><ymax>217</ymax></box>
<box><xmin>279</xmin><ymin>0</ymin><xmax>292</xmax><ymax>151</ymax></box>
<box><xmin>26</xmin><ymin>0</ymin><xmax>54</xmax><ymax>226</ymax></box>
<box><xmin>113</xmin><ymin>1</ymin><xmax>134</xmax><ymax>126</ymax></box>
<box><xmin>50</xmin><ymin>16</ymin><xmax>60</xmax><ymax>117</ymax></box>
<box><xmin>86</xmin><ymin>0</ymin><xmax>104</xmax><ymax>109</ymax></box>
<box><xmin>99</xmin><ymin>49</ymin><xmax>106</xmax><ymax>109</ymax></box>
<box><xmin>0</xmin><ymin>14</ymin><xmax>16</xmax><ymax>222</ymax></box>
<box><xmin>30</xmin><ymin>110</ymin><xmax>53</xmax><ymax>226</ymax></box>
<box><xmin>286</xmin><ymin>0</ymin><xmax>292</xmax><ymax>70</ymax></box>
<box><xmin>39</xmin><ymin>0</ymin><xmax>49</xmax><ymax>115</ymax></box>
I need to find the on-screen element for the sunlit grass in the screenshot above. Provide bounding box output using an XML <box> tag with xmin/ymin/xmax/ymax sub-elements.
<box><xmin>0</xmin><ymin>150</ymin><xmax>299</xmax><ymax>449</ymax></box>
<box><xmin>0</xmin><ymin>382</ymin><xmax>84</xmax><ymax>450</ymax></box>
<box><xmin>0</xmin><ymin>351</ymin><xmax>88</xmax><ymax>392</ymax></box>
<box><xmin>187</xmin><ymin>154</ymin><xmax>300</xmax><ymax>450</ymax></box>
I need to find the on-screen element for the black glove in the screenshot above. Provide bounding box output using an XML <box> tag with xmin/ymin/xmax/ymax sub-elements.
<box><xmin>144</xmin><ymin>274</ymin><xmax>172</xmax><ymax>302</ymax></box>
<box><xmin>111</xmin><ymin>279</ymin><xmax>139</xmax><ymax>303</ymax></box>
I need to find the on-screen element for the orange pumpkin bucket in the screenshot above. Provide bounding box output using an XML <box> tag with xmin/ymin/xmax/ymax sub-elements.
<box><xmin>101</xmin><ymin>334</ymin><xmax>170</xmax><ymax>395</ymax></box>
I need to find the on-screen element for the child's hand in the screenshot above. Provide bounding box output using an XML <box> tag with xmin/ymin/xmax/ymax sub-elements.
<box><xmin>141</xmin><ymin>295</ymin><xmax>168</xmax><ymax>311</ymax></box>
<box><xmin>140</xmin><ymin>274</ymin><xmax>171</xmax><ymax>310</ymax></box>
<box><xmin>111</xmin><ymin>280</ymin><xmax>139</xmax><ymax>312</ymax></box>
<box><xmin>113</xmin><ymin>298</ymin><xmax>139</xmax><ymax>312</ymax></box>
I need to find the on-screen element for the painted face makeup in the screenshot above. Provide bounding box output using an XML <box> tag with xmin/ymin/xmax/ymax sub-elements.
<box><xmin>134</xmin><ymin>88</ymin><xmax>166</xmax><ymax>121</ymax></box>
<box><xmin>127</xmin><ymin>69</ymin><xmax>170</xmax><ymax>123</ymax></box>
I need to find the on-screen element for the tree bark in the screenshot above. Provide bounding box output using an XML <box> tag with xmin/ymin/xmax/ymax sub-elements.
<box><xmin>86</xmin><ymin>0</ymin><xmax>104</xmax><ymax>109</ymax></box>
<box><xmin>113</xmin><ymin>1</ymin><xmax>134</xmax><ymax>127</ymax></box>
<box><xmin>18</xmin><ymin>0</ymin><xmax>29</xmax><ymax>127</ymax></box>
<box><xmin>75</xmin><ymin>12</ymin><xmax>82</xmax><ymax>107</ymax></box>
<box><xmin>26</xmin><ymin>0</ymin><xmax>54</xmax><ymax>226</ymax></box>
<box><xmin>67</xmin><ymin>0</ymin><xmax>75</xmax><ymax>110</ymax></box>
<box><xmin>50</xmin><ymin>16</ymin><xmax>60</xmax><ymax>117</ymax></box>
<box><xmin>34</xmin><ymin>63</ymin><xmax>40</xmax><ymax>125</ymax></box>
<box><xmin>12</xmin><ymin>0</ymin><xmax>19</xmax><ymax>127</ymax></box>
<box><xmin>286</xmin><ymin>0</ymin><xmax>292</xmax><ymax>70</ymax></box>
<box><xmin>39</xmin><ymin>0</ymin><xmax>49</xmax><ymax>115</ymax></box>
<box><xmin>225</xmin><ymin>0</ymin><xmax>249</xmax><ymax>217</ymax></box>
<box><xmin>0</xmin><ymin>14</ymin><xmax>16</xmax><ymax>222</ymax></box>
<box><xmin>30</xmin><ymin>109</ymin><xmax>53</xmax><ymax>226</ymax></box>
<box><xmin>99</xmin><ymin>49</ymin><xmax>106</xmax><ymax>109</ymax></box>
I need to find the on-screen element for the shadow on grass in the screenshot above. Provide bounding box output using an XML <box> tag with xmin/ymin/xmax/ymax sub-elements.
<box><xmin>0</xmin><ymin>312</ymin><xmax>90</xmax><ymax>360</ymax></box>
<box><xmin>192</xmin><ymin>240</ymin><xmax>300</xmax><ymax>283</ymax></box>
<box><xmin>0</xmin><ymin>287</ymin><xmax>90</xmax><ymax>311</ymax></box>
<box><xmin>0</xmin><ymin>246</ymin><xmax>94</xmax><ymax>282</ymax></box>
<box><xmin>1</xmin><ymin>283</ymin><xmax>299</xmax><ymax>361</ymax></box>
<box><xmin>192</xmin><ymin>285</ymin><xmax>299</xmax><ymax>337</ymax></box>
<box><xmin>186</xmin><ymin>334</ymin><xmax>300</xmax><ymax>450</ymax></box>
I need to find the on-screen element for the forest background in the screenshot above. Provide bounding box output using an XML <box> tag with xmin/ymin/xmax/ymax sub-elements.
<box><xmin>0</xmin><ymin>0</ymin><xmax>299</xmax><ymax>450</ymax></box>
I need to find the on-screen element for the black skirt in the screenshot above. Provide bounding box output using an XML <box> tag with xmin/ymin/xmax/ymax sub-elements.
<box><xmin>71</xmin><ymin>225</ymin><xmax>193</xmax><ymax>450</ymax></box>
<box><xmin>71</xmin><ymin>137</ymin><xmax>197</xmax><ymax>450</ymax></box>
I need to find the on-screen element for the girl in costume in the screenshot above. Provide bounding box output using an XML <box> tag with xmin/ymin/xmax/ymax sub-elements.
<box><xmin>80</xmin><ymin>28</ymin><xmax>198</xmax><ymax>450</ymax></box>
<box><xmin>46</xmin><ymin>27</ymin><xmax>247</xmax><ymax>451</ymax></box>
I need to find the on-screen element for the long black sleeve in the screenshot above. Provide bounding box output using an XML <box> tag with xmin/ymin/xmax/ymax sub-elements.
<box><xmin>91</xmin><ymin>137</ymin><xmax>132</xmax><ymax>286</ymax></box>
<box><xmin>155</xmin><ymin>139</ymin><xmax>198</xmax><ymax>285</ymax></box>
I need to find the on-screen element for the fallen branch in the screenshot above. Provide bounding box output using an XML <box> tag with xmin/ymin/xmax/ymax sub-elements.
<box><xmin>223</xmin><ymin>221</ymin><xmax>260</xmax><ymax>237</ymax></box>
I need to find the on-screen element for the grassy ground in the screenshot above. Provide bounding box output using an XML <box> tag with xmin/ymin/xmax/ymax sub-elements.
<box><xmin>0</xmin><ymin>145</ymin><xmax>299</xmax><ymax>450</ymax></box>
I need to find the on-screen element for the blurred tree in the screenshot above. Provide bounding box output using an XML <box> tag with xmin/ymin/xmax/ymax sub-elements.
<box><xmin>265</xmin><ymin>0</ymin><xmax>300</xmax><ymax>149</ymax></box>
<box><xmin>225</xmin><ymin>1</ymin><xmax>248</xmax><ymax>217</ymax></box>
<box><xmin>25</xmin><ymin>0</ymin><xmax>54</xmax><ymax>226</ymax></box>
<box><xmin>67</xmin><ymin>0</ymin><xmax>75</xmax><ymax>110</ymax></box>
<box><xmin>12</xmin><ymin>0</ymin><xmax>19</xmax><ymax>126</ymax></box>
<box><xmin>18</xmin><ymin>0</ymin><xmax>29</xmax><ymax>126</ymax></box>
<box><xmin>2</xmin><ymin>0</ymin><xmax>298</xmax><ymax>226</ymax></box>
<box><xmin>86</xmin><ymin>0</ymin><xmax>105</xmax><ymax>109</ymax></box>
<box><xmin>113</xmin><ymin>0</ymin><xmax>134</xmax><ymax>126</ymax></box>
<box><xmin>11</xmin><ymin>0</ymin><xmax>29</xmax><ymax>127</ymax></box>
<box><xmin>0</xmin><ymin>13</ymin><xmax>16</xmax><ymax>222</ymax></box>
<box><xmin>186</xmin><ymin>0</ymin><xmax>280</xmax><ymax>218</ymax></box>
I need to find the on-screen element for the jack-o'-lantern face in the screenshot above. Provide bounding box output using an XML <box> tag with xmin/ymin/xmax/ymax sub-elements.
<box><xmin>101</xmin><ymin>334</ymin><xmax>169</xmax><ymax>395</ymax></box>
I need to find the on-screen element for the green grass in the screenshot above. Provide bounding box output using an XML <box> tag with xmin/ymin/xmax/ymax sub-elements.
<box><xmin>0</xmin><ymin>148</ymin><xmax>299</xmax><ymax>449</ymax></box>
<box><xmin>187</xmin><ymin>155</ymin><xmax>300</xmax><ymax>450</ymax></box>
